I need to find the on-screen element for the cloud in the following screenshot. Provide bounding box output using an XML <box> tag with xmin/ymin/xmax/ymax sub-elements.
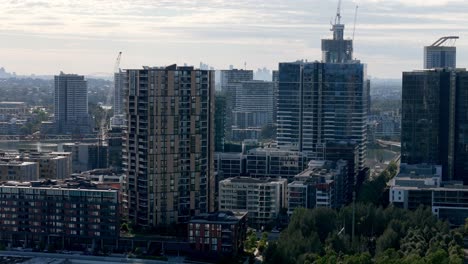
<box><xmin>0</xmin><ymin>0</ymin><xmax>466</xmax><ymax>78</ymax></box>
<box><xmin>358</xmin><ymin>0</ymin><xmax>465</xmax><ymax>6</ymax></box>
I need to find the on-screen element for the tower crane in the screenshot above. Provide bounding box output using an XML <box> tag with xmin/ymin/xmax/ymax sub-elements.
<box><xmin>352</xmin><ymin>5</ymin><xmax>358</xmax><ymax>42</ymax></box>
<box><xmin>335</xmin><ymin>0</ymin><xmax>342</xmax><ymax>25</ymax></box>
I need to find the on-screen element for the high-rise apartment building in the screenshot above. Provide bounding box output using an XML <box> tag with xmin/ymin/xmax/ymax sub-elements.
<box><xmin>424</xmin><ymin>36</ymin><xmax>458</xmax><ymax>69</ymax></box>
<box><xmin>214</xmin><ymin>91</ymin><xmax>226</xmax><ymax>152</ymax></box>
<box><xmin>277</xmin><ymin>62</ymin><xmax>367</xmax><ymax>161</ymax></box>
<box><xmin>402</xmin><ymin>68</ymin><xmax>468</xmax><ymax>182</ymax></box>
<box><xmin>220</xmin><ymin>69</ymin><xmax>254</xmax><ymax>93</ymax></box>
<box><xmin>54</xmin><ymin>73</ymin><xmax>91</xmax><ymax>134</ymax></box>
<box><xmin>111</xmin><ymin>70</ymin><xmax>127</xmax><ymax>128</ymax></box>
<box><xmin>232</xmin><ymin>81</ymin><xmax>275</xmax><ymax>128</ymax></box>
<box><xmin>124</xmin><ymin>65</ymin><xmax>215</xmax><ymax>227</ymax></box>
<box><xmin>277</xmin><ymin>16</ymin><xmax>367</xmax><ymax>167</ymax></box>
<box><xmin>114</xmin><ymin>70</ymin><xmax>125</xmax><ymax>116</ymax></box>
<box><xmin>220</xmin><ymin>69</ymin><xmax>253</xmax><ymax>141</ymax></box>
<box><xmin>272</xmin><ymin>70</ymin><xmax>279</xmax><ymax>123</ymax></box>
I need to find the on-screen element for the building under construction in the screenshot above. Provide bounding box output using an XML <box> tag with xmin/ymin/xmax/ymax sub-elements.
<box><xmin>321</xmin><ymin>1</ymin><xmax>354</xmax><ymax>63</ymax></box>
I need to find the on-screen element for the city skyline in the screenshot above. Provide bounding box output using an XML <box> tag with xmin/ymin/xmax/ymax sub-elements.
<box><xmin>0</xmin><ymin>0</ymin><xmax>466</xmax><ymax>78</ymax></box>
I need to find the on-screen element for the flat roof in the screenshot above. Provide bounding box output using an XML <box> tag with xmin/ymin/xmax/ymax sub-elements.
<box><xmin>190</xmin><ymin>211</ymin><xmax>247</xmax><ymax>223</ymax></box>
<box><xmin>222</xmin><ymin>176</ymin><xmax>286</xmax><ymax>184</ymax></box>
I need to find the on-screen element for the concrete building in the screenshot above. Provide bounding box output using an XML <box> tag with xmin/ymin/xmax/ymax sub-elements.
<box><xmin>389</xmin><ymin>163</ymin><xmax>468</xmax><ymax>226</ymax></box>
<box><xmin>232</xmin><ymin>81</ymin><xmax>275</xmax><ymax>129</ymax></box>
<box><xmin>231</xmin><ymin>127</ymin><xmax>262</xmax><ymax>141</ymax></box>
<box><xmin>75</xmin><ymin>168</ymin><xmax>124</xmax><ymax>185</ymax></box>
<box><xmin>321</xmin><ymin>13</ymin><xmax>353</xmax><ymax>63</ymax></box>
<box><xmin>18</xmin><ymin>151</ymin><xmax>72</xmax><ymax>179</ymax></box>
<box><xmin>220</xmin><ymin>69</ymin><xmax>254</xmax><ymax>141</ymax></box>
<box><xmin>113</xmin><ymin>70</ymin><xmax>126</xmax><ymax>116</ymax></box>
<box><xmin>402</xmin><ymin>69</ymin><xmax>468</xmax><ymax>182</ymax></box>
<box><xmin>0</xmin><ymin>118</ymin><xmax>27</xmax><ymax>135</ymax></box>
<box><xmin>220</xmin><ymin>69</ymin><xmax>254</xmax><ymax>94</ymax></box>
<box><xmin>0</xmin><ymin>102</ymin><xmax>27</xmax><ymax>115</ymax></box>
<box><xmin>63</xmin><ymin>143</ymin><xmax>108</xmax><ymax>173</ymax></box>
<box><xmin>111</xmin><ymin>70</ymin><xmax>127</xmax><ymax>129</ymax></box>
<box><xmin>54</xmin><ymin>73</ymin><xmax>91</xmax><ymax>134</ymax></box>
<box><xmin>218</xmin><ymin>177</ymin><xmax>287</xmax><ymax>227</ymax></box>
<box><xmin>214</xmin><ymin>91</ymin><xmax>226</xmax><ymax>152</ymax></box>
<box><xmin>107</xmin><ymin>127</ymin><xmax>124</xmax><ymax>171</ymax></box>
<box><xmin>0</xmin><ymin>161</ymin><xmax>39</xmax><ymax>182</ymax></box>
<box><xmin>277</xmin><ymin>18</ymin><xmax>368</xmax><ymax>165</ymax></box>
<box><xmin>325</xmin><ymin>141</ymin><xmax>362</xmax><ymax>203</ymax></box>
<box><xmin>215</xmin><ymin>152</ymin><xmax>244</xmax><ymax>179</ymax></box>
<box><xmin>272</xmin><ymin>70</ymin><xmax>279</xmax><ymax>124</ymax></box>
<box><xmin>124</xmin><ymin>65</ymin><xmax>215</xmax><ymax>227</ymax></box>
<box><xmin>287</xmin><ymin>160</ymin><xmax>348</xmax><ymax>215</ymax></box>
<box><xmin>0</xmin><ymin>178</ymin><xmax>119</xmax><ymax>249</ymax></box>
<box><xmin>188</xmin><ymin>211</ymin><xmax>247</xmax><ymax>258</ymax></box>
<box><xmin>245</xmin><ymin>147</ymin><xmax>306</xmax><ymax>181</ymax></box>
<box><xmin>424</xmin><ymin>36</ymin><xmax>457</xmax><ymax>69</ymax></box>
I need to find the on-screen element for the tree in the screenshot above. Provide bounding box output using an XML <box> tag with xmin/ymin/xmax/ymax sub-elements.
<box><xmin>245</xmin><ymin>230</ymin><xmax>258</xmax><ymax>252</ymax></box>
<box><xmin>425</xmin><ymin>249</ymin><xmax>449</xmax><ymax>264</ymax></box>
<box><xmin>264</xmin><ymin>205</ymin><xmax>463</xmax><ymax>264</ymax></box>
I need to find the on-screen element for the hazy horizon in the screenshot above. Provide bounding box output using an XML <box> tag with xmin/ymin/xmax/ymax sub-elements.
<box><xmin>1</xmin><ymin>0</ymin><xmax>466</xmax><ymax>78</ymax></box>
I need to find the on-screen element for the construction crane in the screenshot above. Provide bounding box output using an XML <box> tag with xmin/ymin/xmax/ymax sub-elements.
<box><xmin>430</xmin><ymin>36</ymin><xmax>459</xmax><ymax>47</ymax></box>
<box><xmin>352</xmin><ymin>5</ymin><xmax>358</xmax><ymax>42</ymax></box>
<box><xmin>335</xmin><ymin>0</ymin><xmax>342</xmax><ymax>25</ymax></box>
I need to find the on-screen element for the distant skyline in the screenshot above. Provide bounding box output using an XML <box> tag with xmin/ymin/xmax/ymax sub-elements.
<box><xmin>0</xmin><ymin>0</ymin><xmax>466</xmax><ymax>78</ymax></box>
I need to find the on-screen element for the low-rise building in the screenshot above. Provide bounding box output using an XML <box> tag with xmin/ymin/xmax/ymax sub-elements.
<box><xmin>0</xmin><ymin>102</ymin><xmax>27</xmax><ymax>115</ymax></box>
<box><xmin>219</xmin><ymin>177</ymin><xmax>287</xmax><ymax>228</ymax></box>
<box><xmin>18</xmin><ymin>151</ymin><xmax>72</xmax><ymax>179</ymax></box>
<box><xmin>0</xmin><ymin>118</ymin><xmax>27</xmax><ymax>135</ymax></box>
<box><xmin>287</xmin><ymin>160</ymin><xmax>348</xmax><ymax>215</ymax></box>
<box><xmin>188</xmin><ymin>211</ymin><xmax>247</xmax><ymax>258</ymax></box>
<box><xmin>389</xmin><ymin>163</ymin><xmax>468</xmax><ymax>226</ymax></box>
<box><xmin>0</xmin><ymin>178</ymin><xmax>120</xmax><ymax>249</ymax></box>
<box><xmin>215</xmin><ymin>152</ymin><xmax>244</xmax><ymax>179</ymax></box>
<box><xmin>0</xmin><ymin>161</ymin><xmax>39</xmax><ymax>181</ymax></box>
<box><xmin>245</xmin><ymin>147</ymin><xmax>306</xmax><ymax>181</ymax></box>
<box><xmin>63</xmin><ymin>143</ymin><xmax>108</xmax><ymax>173</ymax></box>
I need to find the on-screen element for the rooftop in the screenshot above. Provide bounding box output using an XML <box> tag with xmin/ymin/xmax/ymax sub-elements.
<box><xmin>222</xmin><ymin>176</ymin><xmax>287</xmax><ymax>184</ymax></box>
<box><xmin>0</xmin><ymin>176</ymin><xmax>118</xmax><ymax>192</ymax></box>
<box><xmin>295</xmin><ymin>160</ymin><xmax>346</xmax><ymax>178</ymax></box>
<box><xmin>190</xmin><ymin>211</ymin><xmax>247</xmax><ymax>224</ymax></box>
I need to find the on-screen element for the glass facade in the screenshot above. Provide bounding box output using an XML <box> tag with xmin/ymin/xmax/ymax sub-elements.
<box><xmin>402</xmin><ymin>69</ymin><xmax>468</xmax><ymax>182</ymax></box>
<box><xmin>277</xmin><ymin>61</ymin><xmax>367</xmax><ymax>166</ymax></box>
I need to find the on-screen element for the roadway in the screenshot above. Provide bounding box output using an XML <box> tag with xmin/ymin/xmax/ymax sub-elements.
<box><xmin>0</xmin><ymin>251</ymin><xmax>186</xmax><ymax>264</ymax></box>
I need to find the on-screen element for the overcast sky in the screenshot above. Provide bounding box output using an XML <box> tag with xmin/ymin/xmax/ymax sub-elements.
<box><xmin>0</xmin><ymin>0</ymin><xmax>466</xmax><ymax>78</ymax></box>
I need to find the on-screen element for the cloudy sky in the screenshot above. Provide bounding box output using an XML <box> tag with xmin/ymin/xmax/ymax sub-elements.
<box><xmin>0</xmin><ymin>0</ymin><xmax>466</xmax><ymax>78</ymax></box>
